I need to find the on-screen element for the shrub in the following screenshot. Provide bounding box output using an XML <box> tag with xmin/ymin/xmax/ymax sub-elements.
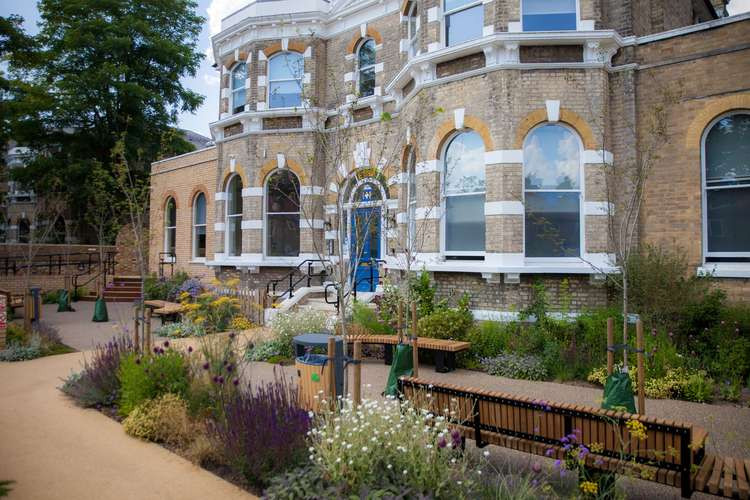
<box><xmin>42</xmin><ymin>290</ymin><xmax>61</xmax><ymax>304</ymax></box>
<box><xmin>154</xmin><ymin>321</ymin><xmax>206</xmax><ymax>339</ymax></box>
<box><xmin>683</xmin><ymin>373</ymin><xmax>714</xmax><ymax>403</ymax></box>
<box><xmin>122</xmin><ymin>393</ymin><xmax>194</xmax><ymax>447</ymax></box>
<box><xmin>263</xmin><ymin>465</ymin><xmax>345</xmax><ymax>499</ymax></box>
<box><xmin>143</xmin><ymin>271</ymin><xmax>189</xmax><ymax>301</ymax></box>
<box><xmin>0</xmin><ymin>335</ymin><xmax>41</xmax><ymax>361</ymax></box>
<box><xmin>482</xmin><ymin>353</ymin><xmax>548</xmax><ymax>381</ymax></box>
<box><xmin>210</xmin><ymin>372</ymin><xmax>310</xmax><ymax>488</ymax></box>
<box><xmin>308</xmin><ymin>397</ymin><xmax>481</xmax><ymax>497</ymax></box>
<box><xmin>118</xmin><ymin>347</ymin><xmax>191</xmax><ymax>416</ymax></box>
<box><xmin>467</xmin><ymin>321</ymin><xmax>512</xmax><ymax>360</ymax></box>
<box><xmin>0</xmin><ymin>480</ymin><xmax>14</xmax><ymax>497</ymax></box>
<box><xmin>181</xmin><ymin>290</ymin><xmax>240</xmax><ymax>333</ymax></box>
<box><xmin>246</xmin><ymin>338</ymin><xmax>287</xmax><ymax>362</ymax></box>
<box><xmin>176</xmin><ymin>277</ymin><xmax>204</xmax><ymax>299</ymax></box>
<box><xmin>60</xmin><ymin>335</ymin><xmax>136</xmax><ymax>407</ymax></box>
<box><xmin>183</xmin><ymin>432</ymin><xmax>223</xmax><ymax>466</ymax></box>
<box><xmin>5</xmin><ymin>324</ymin><xmax>27</xmax><ymax>345</ymax></box>
<box><xmin>268</xmin><ymin>309</ymin><xmax>330</xmax><ymax>358</ymax></box>
<box><xmin>418</xmin><ymin>294</ymin><xmax>473</xmax><ymax>341</ymax></box>
<box><xmin>350</xmin><ymin>300</ymin><xmax>394</xmax><ymax>335</ymax></box>
<box><xmin>229</xmin><ymin>315</ymin><xmax>254</xmax><ymax>331</ymax></box>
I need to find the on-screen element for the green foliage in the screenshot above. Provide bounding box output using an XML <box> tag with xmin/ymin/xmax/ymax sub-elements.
<box><xmin>482</xmin><ymin>352</ymin><xmax>548</xmax><ymax>380</ymax></box>
<box><xmin>5</xmin><ymin>324</ymin><xmax>27</xmax><ymax>345</ymax></box>
<box><xmin>122</xmin><ymin>393</ymin><xmax>194</xmax><ymax>447</ymax></box>
<box><xmin>350</xmin><ymin>301</ymin><xmax>394</xmax><ymax>335</ymax></box>
<box><xmin>520</xmin><ymin>279</ymin><xmax>550</xmax><ymax>321</ymax></box>
<box><xmin>4</xmin><ymin>0</ymin><xmax>204</xmax><ymax>236</ymax></box>
<box><xmin>144</xmin><ymin>271</ymin><xmax>189</xmax><ymax>301</ymax></box>
<box><xmin>683</xmin><ymin>373</ymin><xmax>714</xmax><ymax>403</ymax></box>
<box><xmin>154</xmin><ymin>320</ymin><xmax>205</xmax><ymax>339</ymax></box>
<box><xmin>466</xmin><ymin>321</ymin><xmax>512</xmax><ymax>360</ymax></box>
<box><xmin>246</xmin><ymin>338</ymin><xmax>287</xmax><ymax>363</ymax></box>
<box><xmin>118</xmin><ymin>350</ymin><xmax>191</xmax><ymax>416</ymax></box>
<box><xmin>42</xmin><ymin>290</ymin><xmax>61</xmax><ymax>304</ymax></box>
<box><xmin>0</xmin><ymin>480</ymin><xmax>14</xmax><ymax>498</ymax></box>
<box><xmin>418</xmin><ymin>294</ymin><xmax>473</xmax><ymax>341</ymax></box>
<box><xmin>181</xmin><ymin>290</ymin><xmax>240</xmax><ymax>333</ymax></box>
<box><xmin>267</xmin><ymin>309</ymin><xmax>330</xmax><ymax>359</ymax></box>
<box><xmin>0</xmin><ymin>334</ymin><xmax>42</xmax><ymax>361</ymax></box>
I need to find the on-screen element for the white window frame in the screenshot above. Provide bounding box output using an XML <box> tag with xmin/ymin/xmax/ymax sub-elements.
<box><xmin>268</xmin><ymin>51</ymin><xmax>304</xmax><ymax>110</ymax></box>
<box><xmin>407</xmin><ymin>2</ymin><xmax>419</xmax><ymax>58</ymax></box>
<box><xmin>342</xmin><ymin>177</ymin><xmax>387</xmax><ymax>262</ymax></box>
<box><xmin>192</xmin><ymin>192</ymin><xmax>207</xmax><ymax>261</ymax></box>
<box><xmin>522</xmin><ymin>122</ymin><xmax>585</xmax><ymax>262</ymax></box>
<box><xmin>264</xmin><ymin>169</ymin><xmax>301</xmax><ymax>258</ymax></box>
<box><xmin>230</xmin><ymin>62</ymin><xmax>247</xmax><ymax>114</ymax></box>
<box><xmin>225</xmin><ymin>174</ymin><xmax>243</xmax><ymax>258</ymax></box>
<box><xmin>356</xmin><ymin>38</ymin><xmax>376</xmax><ymax>98</ymax></box>
<box><xmin>443</xmin><ymin>0</ymin><xmax>484</xmax><ymax>48</ymax></box>
<box><xmin>520</xmin><ymin>0</ymin><xmax>580</xmax><ymax>32</ymax></box>
<box><xmin>701</xmin><ymin>110</ymin><xmax>750</xmax><ymax>262</ymax></box>
<box><xmin>440</xmin><ymin>130</ymin><xmax>486</xmax><ymax>258</ymax></box>
<box><xmin>164</xmin><ymin>197</ymin><xmax>177</xmax><ymax>261</ymax></box>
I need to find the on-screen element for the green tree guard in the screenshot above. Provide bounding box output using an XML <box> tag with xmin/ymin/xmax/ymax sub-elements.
<box><xmin>92</xmin><ymin>297</ymin><xmax>109</xmax><ymax>322</ymax></box>
<box><xmin>601</xmin><ymin>370</ymin><xmax>636</xmax><ymax>414</ymax></box>
<box><xmin>384</xmin><ymin>344</ymin><xmax>414</xmax><ymax>396</ymax></box>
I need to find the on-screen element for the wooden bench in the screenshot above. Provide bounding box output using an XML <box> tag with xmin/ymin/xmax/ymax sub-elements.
<box><xmin>0</xmin><ymin>289</ymin><xmax>24</xmax><ymax>312</ymax></box>
<box><xmin>345</xmin><ymin>335</ymin><xmax>470</xmax><ymax>372</ymax></box>
<box><xmin>397</xmin><ymin>376</ymin><xmax>749</xmax><ymax>499</ymax></box>
<box><xmin>143</xmin><ymin>300</ymin><xmax>184</xmax><ymax>325</ymax></box>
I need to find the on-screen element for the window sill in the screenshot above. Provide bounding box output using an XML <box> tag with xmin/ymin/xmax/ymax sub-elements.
<box><xmin>190</xmin><ymin>258</ymin><xmax>206</xmax><ymax>264</ymax></box>
<box><xmin>697</xmin><ymin>263</ymin><xmax>750</xmax><ymax>278</ymax></box>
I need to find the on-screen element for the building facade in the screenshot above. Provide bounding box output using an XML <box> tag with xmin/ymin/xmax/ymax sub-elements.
<box><xmin>149</xmin><ymin>0</ymin><xmax>750</xmax><ymax>316</ymax></box>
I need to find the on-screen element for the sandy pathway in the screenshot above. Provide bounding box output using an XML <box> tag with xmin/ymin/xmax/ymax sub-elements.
<box><xmin>0</xmin><ymin>352</ymin><xmax>254</xmax><ymax>500</ymax></box>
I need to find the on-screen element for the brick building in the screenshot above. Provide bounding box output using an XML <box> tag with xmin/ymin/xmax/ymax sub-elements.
<box><xmin>149</xmin><ymin>0</ymin><xmax>749</xmax><ymax>317</ymax></box>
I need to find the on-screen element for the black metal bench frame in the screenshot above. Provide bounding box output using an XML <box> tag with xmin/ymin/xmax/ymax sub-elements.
<box><xmin>382</xmin><ymin>344</ymin><xmax>457</xmax><ymax>372</ymax></box>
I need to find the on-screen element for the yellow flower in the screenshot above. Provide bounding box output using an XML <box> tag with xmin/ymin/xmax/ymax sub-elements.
<box><xmin>626</xmin><ymin>419</ymin><xmax>648</xmax><ymax>441</ymax></box>
<box><xmin>589</xmin><ymin>442</ymin><xmax>604</xmax><ymax>453</ymax></box>
<box><xmin>580</xmin><ymin>481</ymin><xmax>598</xmax><ymax>496</ymax></box>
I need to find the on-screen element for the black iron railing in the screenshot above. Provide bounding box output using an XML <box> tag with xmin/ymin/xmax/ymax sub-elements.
<box><xmin>265</xmin><ymin>259</ymin><xmax>333</xmax><ymax>302</ymax></box>
<box><xmin>324</xmin><ymin>258</ymin><xmax>385</xmax><ymax>312</ymax></box>
<box><xmin>158</xmin><ymin>252</ymin><xmax>175</xmax><ymax>278</ymax></box>
<box><xmin>1</xmin><ymin>250</ymin><xmax>117</xmax><ymax>276</ymax></box>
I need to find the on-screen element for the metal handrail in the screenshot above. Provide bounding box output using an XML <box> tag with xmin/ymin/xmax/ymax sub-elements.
<box><xmin>324</xmin><ymin>258</ymin><xmax>385</xmax><ymax>312</ymax></box>
<box><xmin>73</xmin><ymin>251</ymin><xmax>117</xmax><ymax>297</ymax></box>
<box><xmin>265</xmin><ymin>258</ymin><xmax>333</xmax><ymax>301</ymax></box>
<box><xmin>0</xmin><ymin>250</ymin><xmax>117</xmax><ymax>276</ymax></box>
<box><xmin>158</xmin><ymin>252</ymin><xmax>175</xmax><ymax>278</ymax></box>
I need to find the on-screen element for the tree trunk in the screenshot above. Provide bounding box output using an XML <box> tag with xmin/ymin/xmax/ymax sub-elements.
<box><xmin>622</xmin><ymin>271</ymin><xmax>629</xmax><ymax>371</ymax></box>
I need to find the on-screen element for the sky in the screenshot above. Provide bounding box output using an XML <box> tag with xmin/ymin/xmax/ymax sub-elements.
<box><xmin>2</xmin><ymin>0</ymin><xmax>749</xmax><ymax>139</ymax></box>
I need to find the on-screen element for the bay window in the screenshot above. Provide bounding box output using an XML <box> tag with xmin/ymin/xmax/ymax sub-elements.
<box><xmin>522</xmin><ymin>0</ymin><xmax>577</xmax><ymax>31</ymax></box>
<box><xmin>357</xmin><ymin>39</ymin><xmax>376</xmax><ymax>98</ymax></box>
<box><xmin>231</xmin><ymin>63</ymin><xmax>247</xmax><ymax>114</ymax></box>
<box><xmin>266</xmin><ymin>170</ymin><xmax>300</xmax><ymax>257</ymax></box>
<box><xmin>226</xmin><ymin>175</ymin><xmax>243</xmax><ymax>257</ymax></box>
<box><xmin>444</xmin><ymin>0</ymin><xmax>483</xmax><ymax>47</ymax></box>
<box><xmin>524</xmin><ymin>124</ymin><xmax>582</xmax><ymax>258</ymax></box>
<box><xmin>268</xmin><ymin>52</ymin><xmax>304</xmax><ymax>109</ymax></box>
<box><xmin>443</xmin><ymin>130</ymin><xmax>485</xmax><ymax>254</ymax></box>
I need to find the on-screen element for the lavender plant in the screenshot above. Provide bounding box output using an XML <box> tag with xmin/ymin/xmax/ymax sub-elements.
<box><xmin>60</xmin><ymin>335</ymin><xmax>136</xmax><ymax>407</ymax></box>
<box><xmin>210</xmin><ymin>371</ymin><xmax>310</xmax><ymax>488</ymax></box>
<box><xmin>481</xmin><ymin>352</ymin><xmax>548</xmax><ymax>381</ymax></box>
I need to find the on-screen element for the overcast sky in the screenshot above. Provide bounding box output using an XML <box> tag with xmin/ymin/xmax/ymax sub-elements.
<box><xmin>2</xmin><ymin>0</ymin><xmax>749</xmax><ymax>138</ymax></box>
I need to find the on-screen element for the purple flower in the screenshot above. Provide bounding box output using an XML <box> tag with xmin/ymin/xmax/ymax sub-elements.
<box><xmin>163</xmin><ymin>340</ymin><xmax>170</xmax><ymax>348</ymax></box>
<box><xmin>545</xmin><ymin>448</ymin><xmax>555</xmax><ymax>457</ymax></box>
<box><xmin>135</xmin><ymin>358</ymin><xmax>141</xmax><ymax>365</ymax></box>
<box><xmin>554</xmin><ymin>459</ymin><xmax>562</xmax><ymax>469</ymax></box>
<box><xmin>226</xmin><ymin>364</ymin><xmax>234</xmax><ymax>373</ymax></box>
<box><xmin>437</xmin><ymin>437</ymin><xmax>447</xmax><ymax>449</ymax></box>
<box><xmin>203</xmin><ymin>362</ymin><xmax>210</xmax><ymax>370</ymax></box>
<box><xmin>233</xmin><ymin>379</ymin><xmax>239</xmax><ymax>386</ymax></box>
<box><xmin>153</xmin><ymin>347</ymin><xmax>160</xmax><ymax>354</ymax></box>
<box><xmin>594</xmin><ymin>458</ymin><xmax>604</xmax><ymax>467</ymax></box>
<box><xmin>229</xmin><ymin>332</ymin><xmax>236</xmax><ymax>339</ymax></box>
<box><xmin>651</xmin><ymin>329</ymin><xmax>657</xmax><ymax>337</ymax></box>
<box><xmin>212</xmin><ymin>376</ymin><xmax>219</xmax><ymax>383</ymax></box>
<box><xmin>451</xmin><ymin>429</ymin><xmax>460</xmax><ymax>441</ymax></box>
<box><xmin>532</xmin><ymin>462</ymin><xmax>542</xmax><ymax>474</ymax></box>
<box><xmin>561</xmin><ymin>437</ymin><xmax>569</xmax><ymax>444</ymax></box>
<box><xmin>188</xmin><ymin>346</ymin><xmax>193</xmax><ymax>353</ymax></box>
<box><xmin>531</xmin><ymin>479</ymin><xmax>539</xmax><ymax>487</ymax></box>
<box><xmin>668</xmin><ymin>331</ymin><xmax>674</xmax><ymax>338</ymax></box>
<box><xmin>158</xmin><ymin>348</ymin><xmax>165</xmax><ymax>355</ymax></box>
<box><xmin>217</xmin><ymin>376</ymin><xmax>225</xmax><ymax>385</ymax></box>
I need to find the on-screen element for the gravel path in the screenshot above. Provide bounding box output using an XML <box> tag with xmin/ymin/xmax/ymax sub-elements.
<box><xmin>0</xmin><ymin>352</ymin><xmax>254</xmax><ymax>500</ymax></box>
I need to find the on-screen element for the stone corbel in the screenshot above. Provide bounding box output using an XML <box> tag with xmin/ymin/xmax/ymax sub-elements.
<box><xmin>499</xmin><ymin>42</ymin><xmax>520</xmax><ymax>64</ymax></box>
<box><xmin>410</xmin><ymin>61</ymin><xmax>435</xmax><ymax>85</ymax></box>
<box><xmin>584</xmin><ymin>40</ymin><xmax>617</xmax><ymax>64</ymax></box>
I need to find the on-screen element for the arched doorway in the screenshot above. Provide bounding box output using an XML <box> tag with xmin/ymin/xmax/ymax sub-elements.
<box><xmin>346</xmin><ymin>178</ymin><xmax>386</xmax><ymax>292</ymax></box>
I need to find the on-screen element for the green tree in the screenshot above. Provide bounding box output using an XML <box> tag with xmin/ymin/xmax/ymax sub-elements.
<box><xmin>4</xmin><ymin>1</ymin><xmax>204</xmax><ymax>239</ymax></box>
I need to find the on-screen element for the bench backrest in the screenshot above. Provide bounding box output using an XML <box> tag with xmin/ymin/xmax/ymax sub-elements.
<box><xmin>398</xmin><ymin>376</ymin><xmax>694</xmax><ymax>497</ymax></box>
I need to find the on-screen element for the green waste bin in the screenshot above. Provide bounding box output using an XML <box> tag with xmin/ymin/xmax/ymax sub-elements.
<box><xmin>57</xmin><ymin>289</ymin><xmax>74</xmax><ymax>312</ymax></box>
<box><xmin>384</xmin><ymin>343</ymin><xmax>414</xmax><ymax>397</ymax></box>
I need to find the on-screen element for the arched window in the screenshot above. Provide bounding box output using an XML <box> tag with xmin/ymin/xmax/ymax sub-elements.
<box><xmin>406</xmin><ymin>149</ymin><xmax>417</xmax><ymax>250</ymax></box>
<box><xmin>523</xmin><ymin>124</ymin><xmax>582</xmax><ymax>258</ymax></box>
<box><xmin>443</xmin><ymin>130</ymin><xmax>485</xmax><ymax>254</ymax></box>
<box><xmin>18</xmin><ymin>218</ymin><xmax>30</xmax><ymax>244</ymax></box>
<box><xmin>193</xmin><ymin>193</ymin><xmax>207</xmax><ymax>259</ymax></box>
<box><xmin>444</xmin><ymin>0</ymin><xmax>483</xmax><ymax>47</ymax></box>
<box><xmin>266</xmin><ymin>170</ymin><xmax>300</xmax><ymax>257</ymax></box>
<box><xmin>407</xmin><ymin>2</ymin><xmax>419</xmax><ymax>57</ymax></box>
<box><xmin>522</xmin><ymin>0</ymin><xmax>577</xmax><ymax>31</ymax></box>
<box><xmin>231</xmin><ymin>63</ymin><xmax>247</xmax><ymax>114</ymax></box>
<box><xmin>164</xmin><ymin>198</ymin><xmax>177</xmax><ymax>258</ymax></box>
<box><xmin>226</xmin><ymin>175</ymin><xmax>243</xmax><ymax>257</ymax></box>
<box><xmin>703</xmin><ymin>112</ymin><xmax>750</xmax><ymax>260</ymax></box>
<box><xmin>268</xmin><ymin>52</ymin><xmax>304</xmax><ymax>109</ymax></box>
<box><xmin>357</xmin><ymin>39</ymin><xmax>376</xmax><ymax>97</ymax></box>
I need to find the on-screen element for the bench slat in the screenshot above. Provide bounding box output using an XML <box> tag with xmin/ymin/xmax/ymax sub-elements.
<box><xmin>694</xmin><ymin>455</ymin><xmax>715</xmax><ymax>491</ymax></box>
<box><xmin>708</xmin><ymin>456</ymin><xmax>725</xmax><ymax>495</ymax></box>
<box><xmin>736</xmin><ymin>455</ymin><xmax>749</xmax><ymax>500</ymax></box>
<box><xmin>724</xmin><ymin>457</ymin><xmax>735</xmax><ymax>499</ymax></box>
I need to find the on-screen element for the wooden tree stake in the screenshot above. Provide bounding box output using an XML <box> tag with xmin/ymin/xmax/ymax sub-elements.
<box><xmin>133</xmin><ymin>306</ymin><xmax>140</xmax><ymax>352</ymax></box>
<box><xmin>144</xmin><ymin>307</ymin><xmax>152</xmax><ymax>352</ymax></box>
<box><xmin>397</xmin><ymin>301</ymin><xmax>403</xmax><ymax>344</ymax></box>
<box><xmin>353</xmin><ymin>341</ymin><xmax>362</xmax><ymax>405</ymax></box>
<box><xmin>636</xmin><ymin>319</ymin><xmax>646</xmax><ymax>415</ymax></box>
<box><xmin>607</xmin><ymin>317</ymin><xmax>614</xmax><ymax>376</ymax></box>
<box><xmin>327</xmin><ymin>337</ymin><xmax>336</xmax><ymax>402</ymax></box>
<box><xmin>411</xmin><ymin>301</ymin><xmax>419</xmax><ymax>378</ymax></box>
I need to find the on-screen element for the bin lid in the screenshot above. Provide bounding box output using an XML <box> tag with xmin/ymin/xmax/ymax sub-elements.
<box><xmin>296</xmin><ymin>353</ymin><xmax>328</xmax><ymax>365</ymax></box>
<box><xmin>292</xmin><ymin>333</ymin><xmax>340</xmax><ymax>348</ymax></box>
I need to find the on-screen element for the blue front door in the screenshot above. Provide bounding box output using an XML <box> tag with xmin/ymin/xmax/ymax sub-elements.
<box><xmin>351</xmin><ymin>207</ymin><xmax>381</xmax><ymax>292</ymax></box>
